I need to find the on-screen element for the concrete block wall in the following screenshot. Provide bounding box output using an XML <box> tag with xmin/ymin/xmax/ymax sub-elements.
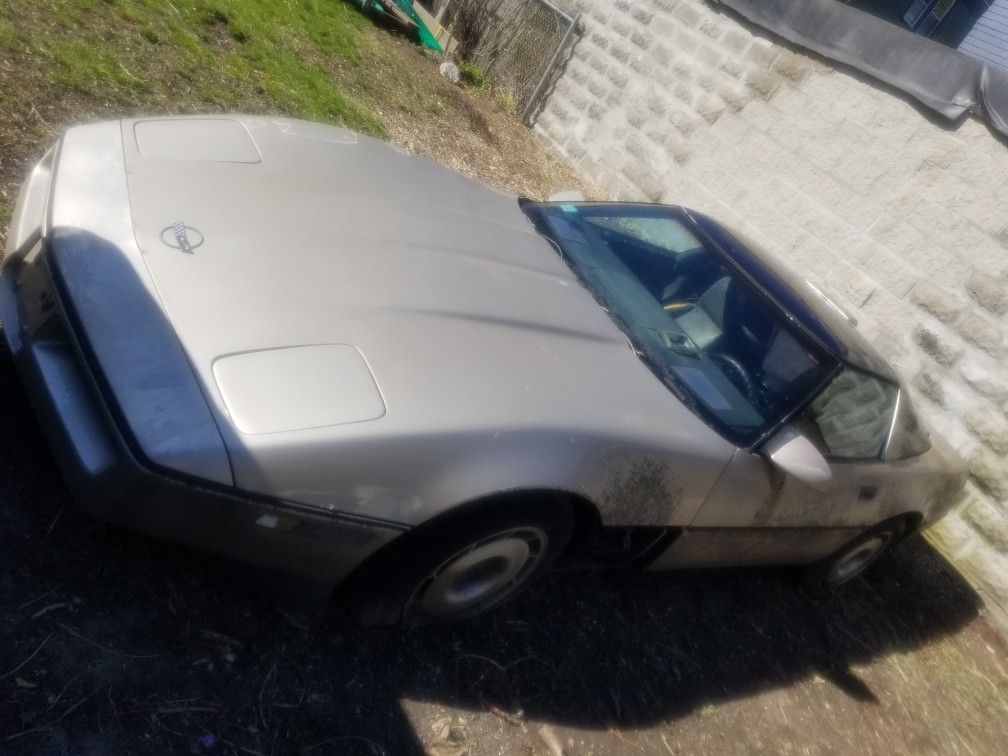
<box><xmin>537</xmin><ymin>0</ymin><xmax>1008</xmax><ymax>607</ymax></box>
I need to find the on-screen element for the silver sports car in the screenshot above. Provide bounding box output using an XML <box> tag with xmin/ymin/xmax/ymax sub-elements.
<box><xmin>1</xmin><ymin>116</ymin><xmax>966</xmax><ymax>623</ymax></box>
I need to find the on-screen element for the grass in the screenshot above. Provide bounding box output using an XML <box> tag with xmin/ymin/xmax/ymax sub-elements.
<box><xmin>457</xmin><ymin>59</ymin><xmax>517</xmax><ymax>113</ymax></box>
<box><xmin>49</xmin><ymin>39</ymin><xmax>153</xmax><ymax>96</ymax></box>
<box><xmin>3</xmin><ymin>0</ymin><xmax>385</xmax><ymax>133</ymax></box>
<box><xmin>458</xmin><ymin>60</ymin><xmax>492</xmax><ymax>91</ymax></box>
<box><xmin>0</xmin><ymin>0</ymin><xmax>433</xmax><ymax>235</ymax></box>
<box><xmin>0</xmin><ymin>0</ymin><xmax>594</xmax><ymax>252</ymax></box>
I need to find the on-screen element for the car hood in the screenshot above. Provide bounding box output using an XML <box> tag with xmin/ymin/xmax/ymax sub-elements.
<box><xmin>122</xmin><ymin>116</ymin><xmax>619</xmax><ymax>360</ymax></box>
<box><xmin>85</xmin><ymin>116</ymin><xmax>730</xmax><ymax>509</ymax></box>
<box><xmin>45</xmin><ymin>115</ymin><xmax>733</xmax><ymax>516</ymax></box>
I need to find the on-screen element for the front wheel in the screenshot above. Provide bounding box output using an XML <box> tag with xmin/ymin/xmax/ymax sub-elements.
<box><xmin>412</xmin><ymin>525</ymin><xmax>551</xmax><ymax>618</ymax></box>
<box><xmin>336</xmin><ymin>497</ymin><xmax>574</xmax><ymax>626</ymax></box>
<box><xmin>812</xmin><ymin>519</ymin><xmax>908</xmax><ymax>588</ymax></box>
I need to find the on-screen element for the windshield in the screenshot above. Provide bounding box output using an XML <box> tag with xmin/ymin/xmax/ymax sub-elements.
<box><xmin>523</xmin><ymin>203</ymin><xmax>840</xmax><ymax>446</ymax></box>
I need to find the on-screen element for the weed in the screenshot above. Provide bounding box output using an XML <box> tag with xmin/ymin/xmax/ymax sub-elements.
<box><xmin>458</xmin><ymin>60</ymin><xmax>492</xmax><ymax>91</ymax></box>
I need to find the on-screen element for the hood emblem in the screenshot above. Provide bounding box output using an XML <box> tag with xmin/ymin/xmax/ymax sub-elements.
<box><xmin>160</xmin><ymin>222</ymin><xmax>204</xmax><ymax>253</ymax></box>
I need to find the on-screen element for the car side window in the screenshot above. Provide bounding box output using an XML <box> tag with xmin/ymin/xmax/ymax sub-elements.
<box><xmin>804</xmin><ymin>368</ymin><xmax>898</xmax><ymax>459</ymax></box>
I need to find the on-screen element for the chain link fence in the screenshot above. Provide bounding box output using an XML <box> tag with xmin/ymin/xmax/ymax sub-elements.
<box><xmin>431</xmin><ymin>0</ymin><xmax>581</xmax><ymax>124</ymax></box>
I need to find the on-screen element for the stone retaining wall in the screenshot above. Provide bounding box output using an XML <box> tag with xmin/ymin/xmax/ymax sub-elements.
<box><xmin>537</xmin><ymin>0</ymin><xmax>1008</xmax><ymax>607</ymax></box>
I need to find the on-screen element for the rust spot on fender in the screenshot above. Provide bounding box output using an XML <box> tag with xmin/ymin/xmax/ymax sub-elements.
<box><xmin>600</xmin><ymin>458</ymin><xmax>684</xmax><ymax>526</ymax></box>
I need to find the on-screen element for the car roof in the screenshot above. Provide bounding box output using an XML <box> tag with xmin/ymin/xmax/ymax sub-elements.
<box><xmin>684</xmin><ymin>209</ymin><xmax>898</xmax><ymax>382</ymax></box>
<box><xmin>523</xmin><ymin>201</ymin><xmax>898</xmax><ymax>384</ymax></box>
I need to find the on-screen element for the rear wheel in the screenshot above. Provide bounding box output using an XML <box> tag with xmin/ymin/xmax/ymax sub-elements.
<box><xmin>336</xmin><ymin>497</ymin><xmax>574</xmax><ymax>626</ymax></box>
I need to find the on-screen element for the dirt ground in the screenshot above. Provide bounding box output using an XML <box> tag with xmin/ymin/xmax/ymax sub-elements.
<box><xmin>2</xmin><ymin>353</ymin><xmax>1008</xmax><ymax>754</ymax></box>
<box><xmin>3</xmin><ymin>7</ymin><xmax>1008</xmax><ymax>755</ymax></box>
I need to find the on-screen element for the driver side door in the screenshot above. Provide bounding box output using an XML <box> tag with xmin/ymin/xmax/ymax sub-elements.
<box><xmin>651</xmin><ymin>367</ymin><xmax>903</xmax><ymax>569</ymax></box>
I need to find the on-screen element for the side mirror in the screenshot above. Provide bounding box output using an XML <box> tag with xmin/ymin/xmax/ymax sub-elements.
<box><xmin>763</xmin><ymin>426</ymin><xmax>832</xmax><ymax>491</ymax></box>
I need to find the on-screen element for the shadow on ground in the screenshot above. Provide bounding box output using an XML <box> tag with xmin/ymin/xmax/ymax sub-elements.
<box><xmin>0</xmin><ymin>352</ymin><xmax>985</xmax><ymax>754</ymax></box>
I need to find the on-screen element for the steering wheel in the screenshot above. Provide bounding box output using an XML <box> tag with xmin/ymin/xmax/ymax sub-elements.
<box><xmin>710</xmin><ymin>352</ymin><xmax>759</xmax><ymax>405</ymax></box>
<box><xmin>725</xmin><ymin>283</ymin><xmax>776</xmax><ymax>352</ymax></box>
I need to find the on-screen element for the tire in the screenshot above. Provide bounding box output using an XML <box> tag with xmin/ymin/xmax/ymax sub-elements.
<box><xmin>809</xmin><ymin>518</ymin><xmax>908</xmax><ymax>589</ymax></box>
<box><xmin>335</xmin><ymin>496</ymin><xmax>575</xmax><ymax>626</ymax></box>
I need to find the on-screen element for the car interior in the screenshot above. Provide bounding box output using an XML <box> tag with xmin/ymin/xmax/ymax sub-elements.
<box><xmin>583</xmin><ymin>216</ymin><xmax>818</xmax><ymax>412</ymax></box>
<box><xmin>579</xmin><ymin>214</ymin><xmax>905</xmax><ymax>459</ymax></box>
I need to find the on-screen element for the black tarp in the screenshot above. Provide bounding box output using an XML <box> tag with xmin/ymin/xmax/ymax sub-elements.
<box><xmin>717</xmin><ymin>0</ymin><xmax>1008</xmax><ymax>139</ymax></box>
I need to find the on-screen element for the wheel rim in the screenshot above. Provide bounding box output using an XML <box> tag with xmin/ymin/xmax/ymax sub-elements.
<box><xmin>827</xmin><ymin>534</ymin><xmax>891</xmax><ymax>585</ymax></box>
<box><xmin>415</xmin><ymin>527</ymin><xmax>549</xmax><ymax>618</ymax></box>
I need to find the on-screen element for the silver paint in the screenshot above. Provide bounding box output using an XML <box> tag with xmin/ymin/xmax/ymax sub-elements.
<box><xmin>1</xmin><ymin>116</ymin><xmax>968</xmax><ymax>578</ymax></box>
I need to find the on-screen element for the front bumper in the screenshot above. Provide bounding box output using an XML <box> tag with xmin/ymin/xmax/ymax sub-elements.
<box><xmin>0</xmin><ymin>238</ymin><xmax>403</xmax><ymax>585</ymax></box>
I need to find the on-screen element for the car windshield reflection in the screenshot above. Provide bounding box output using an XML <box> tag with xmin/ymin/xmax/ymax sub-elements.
<box><xmin>525</xmin><ymin>203</ymin><xmax>840</xmax><ymax>446</ymax></box>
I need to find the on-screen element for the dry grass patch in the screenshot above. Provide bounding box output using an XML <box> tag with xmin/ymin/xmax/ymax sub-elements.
<box><xmin>0</xmin><ymin>0</ymin><xmax>594</xmax><ymax>249</ymax></box>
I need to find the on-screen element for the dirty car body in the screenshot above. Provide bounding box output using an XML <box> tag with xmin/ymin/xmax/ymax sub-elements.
<box><xmin>1</xmin><ymin>117</ymin><xmax>966</xmax><ymax>616</ymax></box>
